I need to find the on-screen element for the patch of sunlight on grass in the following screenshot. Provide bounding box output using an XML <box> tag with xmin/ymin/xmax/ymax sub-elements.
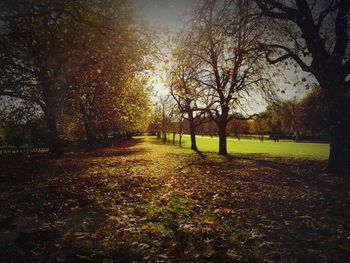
<box><xmin>140</xmin><ymin>135</ymin><xmax>329</xmax><ymax>159</ymax></box>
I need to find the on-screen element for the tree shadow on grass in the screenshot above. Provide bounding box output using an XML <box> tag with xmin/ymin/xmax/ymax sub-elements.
<box><xmin>0</xmin><ymin>137</ymin><xmax>153</xmax><ymax>262</ymax></box>
<box><xmin>194</xmin><ymin>149</ymin><xmax>207</xmax><ymax>159</ymax></box>
<box><xmin>173</xmin><ymin>148</ymin><xmax>333</xmax><ymax>191</ymax></box>
<box><xmin>0</xmin><ymin>137</ymin><xmax>147</xmax><ymax>163</ymax></box>
<box><xmin>162</xmin><ymin>143</ymin><xmax>349</xmax><ymax>262</ymax></box>
<box><xmin>0</xmin><ymin>162</ymin><xmax>112</xmax><ymax>262</ymax></box>
<box><xmin>234</xmin><ymin>155</ymin><xmax>334</xmax><ymax>189</ymax></box>
<box><xmin>63</xmin><ymin>137</ymin><xmax>148</xmax><ymax>159</ymax></box>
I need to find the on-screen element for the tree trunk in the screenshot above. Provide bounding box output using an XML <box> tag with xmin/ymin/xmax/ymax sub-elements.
<box><xmin>162</xmin><ymin>131</ymin><xmax>167</xmax><ymax>142</ymax></box>
<box><xmin>218</xmin><ymin>108</ymin><xmax>229</xmax><ymax>155</ymax></box>
<box><xmin>85</xmin><ymin>121</ymin><xmax>96</xmax><ymax>151</ymax></box>
<box><xmin>42</xmin><ymin>94</ymin><xmax>61</xmax><ymax>156</ymax></box>
<box><xmin>179</xmin><ymin>133</ymin><xmax>183</xmax><ymax>147</ymax></box>
<box><xmin>80</xmin><ymin>103</ymin><xmax>96</xmax><ymax>152</ymax></box>
<box><xmin>101</xmin><ymin>125</ymin><xmax>110</xmax><ymax>146</ymax></box>
<box><xmin>188</xmin><ymin>110</ymin><xmax>197</xmax><ymax>151</ymax></box>
<box><xmin>325</xmin><ymin>87</ymin><xmax>350</xmax><ymax>172</ymax></box>
<box><xmin>218</xmin><ymin>121</ymin><xmax>228</xmax><ymax>155</ymax></box>
<box><xmin>172</xmin><ymin>132</ymin><xmax>176</xmax><ymax>145</ymax></box>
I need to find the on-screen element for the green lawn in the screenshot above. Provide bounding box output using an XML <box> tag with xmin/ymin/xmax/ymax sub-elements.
<box><xmin>161</xmin><ymin>134</ymin><xmax>330</xmax><ymax>159</ymax></box>
<box><xmin>2</xmin><ymin>137</ymin><xmax>348</xmax><ymax>262</ymax></box>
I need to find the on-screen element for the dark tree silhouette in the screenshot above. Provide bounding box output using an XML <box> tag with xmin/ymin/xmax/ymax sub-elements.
<box><xmin>169</xmin><ymin>45</ymin><xmax>205</xmax><ymax>151</ymax></box>
<box><xmin>186</xmin><ymin>0</ymin><xmax>274</xmax><ymax>155</ymax></box>
<box><xmin>255</xmin><ymin>0</ymin><xmax>350</xmax><ymax>171</ymax></box>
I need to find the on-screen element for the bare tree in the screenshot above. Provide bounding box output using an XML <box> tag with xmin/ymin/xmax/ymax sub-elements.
<box><xmin>254</xmin><ymin>0</ymin><xmax>350</xmax><ymax>171</ymax></box>
<box><xmin>186</xmin><ymin>0</ymin><xmax>274</xmax><ymax>155</ymax></box>
<box><xmin>169</xmin><ymin>44</ymin><xmax>205</xmax><ymax>151</ymax></box>
<box><xmin>158</xmin><ymin>95</ymin><xmax>177</xmax><ymax>143</ymax></box>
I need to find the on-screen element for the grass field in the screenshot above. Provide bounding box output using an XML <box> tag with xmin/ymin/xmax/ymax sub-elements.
<box><xmin>161</xmin><ymin>134</ymin><xmax>330</xmax><ymax>159</ymax></box>
<box><xmin>2</xmin><ymin>137</ymin><xmax>348</xmax><ymax>262</ymax></box>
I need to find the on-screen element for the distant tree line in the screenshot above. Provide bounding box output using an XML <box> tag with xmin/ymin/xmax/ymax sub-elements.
<box><xmin>260</xmin><ymin>87</ymin><xmax>329</xmax><ymax>140</ymax></box>
<box><xmin>149</xmin><ymin>85</ymin><xmax>328</xmax><ymax>142</ymax></box>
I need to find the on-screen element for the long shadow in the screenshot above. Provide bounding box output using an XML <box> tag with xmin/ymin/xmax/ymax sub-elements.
<box><xmin>0</xmin><ymin>137</ymin><xmax>154</xmax><ymax>262</ymax></box>
<box><xmin>194</xmin><ymin>149</ymin><xmax>207</xmax><ymax>159</ymax></box>
<box><xmin>262</xmin><ymin>159</ymin><xmax>331</xmax><ymax>189</ymax></box>
<box><xmin>233</xmin><ymin>154</ymin><xmax>333</xmax><ymax>188</ymax></box>
<box><xmin>241</xmin><ymin>156</ymin><xmax>304</xmax><ymax>181</ymax></box>
<box><xmin>171</xmin><ymin>146</ymin><xmax>330</xmax><ymax>190</ymax></box>
<box><xmin>63</xmin><ymin>148</ymin><xmax>148</xmax><ymax>160</ymax></box>
<box><xmin>1</xmin><ymin>164</ymin><xmax>112</xmax><ymax>261</ymax></box>
<box><xmin>147</xmin><ymin>137</ymin><xmax>213</xmax><ymax>161</ymax></box>
<box><xmin>147</xmin><ymin>137</ymin><xmax>173</xmax><ymax>146</ymax></box>
<box><xmin>144</xmin><ymin>137</ymin><xmax>331</xmax><ymax>190</ymax></box>
<box><xmin>0</xmin><ymin>138</ymin><xmax>147</xmax><ymax>164</ymax></box>
<box><xmin>230</xmin><ymin>155</ymin><xmax>321</xmax><ymax>185</ymax></box>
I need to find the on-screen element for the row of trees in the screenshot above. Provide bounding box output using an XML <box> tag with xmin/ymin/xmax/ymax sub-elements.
<box><xmin>168</xmin><ymin>0</ymin><xmax>274</xmax><ymax>154</ymax></box>
<box><xmin>0</xmin><ymin>0</ymin><xmax>153</xmax><ymax>153</ymax></box>
<box><xmin>261</xmin><ymin>87</ymin><xmax>329</xmax><ymax>138</ymax></box>
<box><xmin>150</xmin><ymin>85</ymin><xmax>328</xmax><ymax>141</ymax></box>
<box><xmin>157</xmin><ymin>0</ymin><xmax>349</xmax><ymax>171</ymax></box>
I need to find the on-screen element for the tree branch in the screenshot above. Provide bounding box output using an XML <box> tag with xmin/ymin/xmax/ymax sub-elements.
<box><xmin>264</xmin><ymin>44</ymin><xmax>312</xmax><ymax>72</ymax></box>
<box><xmin>254</xmin><ymin>0</ymin><xmax>299</xmax><ymax>21</ymax></box>
<box><xmin>332</xmin><ymin>0</ymin><xmax>350</xmax><ymax>62</ymax></box>
<box><xmin>228</xmin><ymin>113</ymin><xmax>259</xmax><ymax>122</ymax></box>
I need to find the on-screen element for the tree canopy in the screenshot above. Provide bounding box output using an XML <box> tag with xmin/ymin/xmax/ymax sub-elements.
<box><xmin>0</xmin><ymin>0</ymin><xmax>155</xmax><ymax>152</ymax></box>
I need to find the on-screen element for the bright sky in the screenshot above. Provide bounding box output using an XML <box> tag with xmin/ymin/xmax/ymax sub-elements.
<box><xmin>132</xmin><ymin>0</ymin><xmax>315</xmax><ymax>105</ymax></box>
<box><xmin>133</xmin><ymin>0</ymin><xmax>198</xmax><ymax>96</ymax></box>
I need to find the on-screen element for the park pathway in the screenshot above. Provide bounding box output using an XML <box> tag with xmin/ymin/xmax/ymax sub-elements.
<box><xmin>0</xmin><ymin>137</ymin><xmax>349</xmax><ymax>262</ymax></box>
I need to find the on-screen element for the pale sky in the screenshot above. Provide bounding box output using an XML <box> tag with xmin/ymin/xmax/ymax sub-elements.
<box><xmin>132</xmin><ymin>0</ymin><xmax>315</xmax><ymax>105</ymax></box>
<box><xmin>133</xmin><ymin>0</ymin><xmax>197</xmax><ymax>30</ymax></box>
<box><xmin>133</xmin><ymin>0</ymin><xmax>198</xmax><ymax>96</ymax></box>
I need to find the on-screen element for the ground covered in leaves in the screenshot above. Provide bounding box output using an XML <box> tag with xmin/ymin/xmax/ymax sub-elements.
<box><xmin>0</xmin><ymin>137</ymin><xmax>349</xmax><ymax>262</ymax></box>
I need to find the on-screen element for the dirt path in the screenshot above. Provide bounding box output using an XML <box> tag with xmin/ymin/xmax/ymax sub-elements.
<box><xmin>0</xmin><ymin>138</ymin><xmax>349</xmax><ymax>262</ymax></box>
